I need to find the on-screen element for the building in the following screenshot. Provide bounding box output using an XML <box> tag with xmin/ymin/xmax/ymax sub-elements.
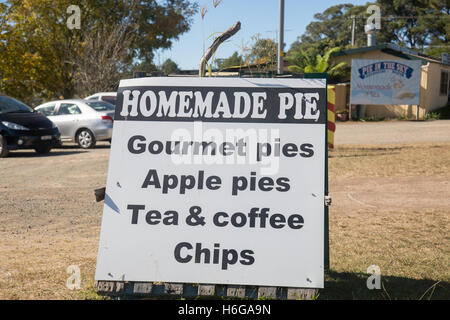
<box><xmin>330</xmin><ymin>43</ymin><xmax>450</xmax><ymax>119</ymax></box>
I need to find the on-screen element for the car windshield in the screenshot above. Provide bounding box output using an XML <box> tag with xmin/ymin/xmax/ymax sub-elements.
<box><xmin>0</xmin><ymin>96</ymin><xmax>34</xmax><ymax>114</ymax></box>
<box><xmin>85</xmin><ymin>101</ymin><xmax>115</xmax><ymax>111</ymax></box>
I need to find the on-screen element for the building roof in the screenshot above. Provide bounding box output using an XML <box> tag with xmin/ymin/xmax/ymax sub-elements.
<box><xmin>331</xmin><ymin>43</ymin><xmax>447</xmax><ymax>66</ymax></box>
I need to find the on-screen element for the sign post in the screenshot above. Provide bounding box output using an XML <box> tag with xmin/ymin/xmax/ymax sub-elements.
<box><xmin>95</xmin><ymin>76</ymin><xmax>328</xmax><ymax>298</ymax></box>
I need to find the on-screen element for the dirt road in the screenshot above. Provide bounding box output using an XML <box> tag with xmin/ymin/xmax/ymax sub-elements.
<box><xmin>0</xmin><ymin>121</ymin><xmax>449</xmax><ymax>299</ymax></box>
<box><xmin>335</xmin><ymin>120</ymin><xmax>450</xmax><ymax>144</ymax></box>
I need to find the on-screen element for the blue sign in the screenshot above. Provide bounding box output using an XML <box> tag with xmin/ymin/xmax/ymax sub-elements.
<box><xmin>351</xmin><ymin>59</ymin><xmax>421</xmax><ymax>105</ymax></box>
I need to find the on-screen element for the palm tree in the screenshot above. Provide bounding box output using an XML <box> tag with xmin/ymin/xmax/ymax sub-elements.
<box><xmin>287</xmin><ymin>47</ymin><xmax>347</xmax><ymax>75</ymax></box>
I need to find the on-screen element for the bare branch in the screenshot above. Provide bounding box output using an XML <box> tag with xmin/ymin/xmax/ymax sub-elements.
<box><xmin>199</xmin><ymin>21</ymin><xmax>241</xmax><ymax>77</ymax></box>
<box><xmin>67</xmin><ymin>0</ymin><xmax>139</xmax><ymax>96</ymax></box>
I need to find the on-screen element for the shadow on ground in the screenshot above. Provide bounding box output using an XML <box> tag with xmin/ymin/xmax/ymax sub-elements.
<box><xmin>5</xmin><ymin>142</ymin><xmax>110</xmax><ymax>158</ymax></box>
<box><xmin>55</xmin><ymin>143</ymin><xmax>110</xmax><ymax>150</ymax></box>
<box><xmin>91</xmin><ymin>272</ymin><xmax>449</xmax><ymax>300</ymax></box>
<box><xmin>6</xmin><ymin>150</ymin><xmax>87</xmax><ymax>157</ymax></box>
<box><xmin>320</xmin><ymin>271</ymin><xmax>450</xmax><ymax>300</ymax></box>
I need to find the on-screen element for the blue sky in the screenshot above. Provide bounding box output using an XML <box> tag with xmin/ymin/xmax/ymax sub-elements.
<box><xmin>161</xmin><ymin>0</ymin><xmax>370</xmax><ymax>70</ymax></box>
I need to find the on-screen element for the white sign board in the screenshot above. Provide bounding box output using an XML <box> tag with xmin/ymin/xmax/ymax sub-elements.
<box><xmin>95</xmin><ymin>77</ymin><xmax>326</xmax><ymax>288</ymax></box>
<box><xmin>350</xmin><ymin>59</ymin><xmax>422</xmax><ymax>105</ymax></box>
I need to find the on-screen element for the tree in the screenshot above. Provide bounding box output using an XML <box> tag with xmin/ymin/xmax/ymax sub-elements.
<box><xmin>288</xmin><ymin>1</ymin><xmax>449</xmax><ymax>61</ymax></box>
<box><xmin>286</xmin><ymin>47</ymin><xmax>347</xmax><ymax>82</ymax></box>
<box><xmin>69</xmin><ymin>22</ymin><xmax>136</xmax><ymax>96</ymax></box>
<box><xmin>215</xmin><ymin>51</ymin><xmax>243</xmax><ymax>70</ymax></box>
<box><xmin>376</xmin><ymin>0</ymin><xmax>449</xmax><ymax>56</ymax></box>
<box><xmin>285</xmin><ymin>0</ymin><xmax>449</xmax><ymax>83</ymax></box>
<box><xmin>0</xmin><ymin>0</ymin><xmax>198</xmax><ymax>103</ymax></box>
<box><xmin>0</xmin><ymin>0</ymin><xmax>80</xmax><ymax>103</ymax></box>
<box><xmin>248</xmin><ymin>36</ymin><xmax>278</xmax><ymax>66</ymax></box>
<box><xmin>229</xmin><ymin>35</ymin><xmax>278</xmax><ymax>73</ymax></box>
<box><xmin>288</xmin><ymin>4</ymin><xmax>371</xmax><ymax>58</ymax></box>
<box><xmin>161</xmin><ymin>59</ymin><xmax>179</xmax><ymax>74</ymax></box>
<box><xmin>121</xmin><ymin>0</ymin><xmax>198</xmax><ymax>63</ymax></box>
<box><xmin>128</xmin><ymin>60</ymin><xmax>158</xmax><ymax>77</ymax></box>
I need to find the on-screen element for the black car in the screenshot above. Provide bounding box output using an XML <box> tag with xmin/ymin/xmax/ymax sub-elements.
<box><xmin>0</xmin><ymin>94</ymin><xmax>61</xmax><ymax>157</ymax></box>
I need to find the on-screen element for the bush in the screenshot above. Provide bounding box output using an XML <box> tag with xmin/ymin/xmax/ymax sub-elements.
<box><xmin>431</xmin><ymin>104</ymin><xmax>450</xmax><ymax>119</ymax></box>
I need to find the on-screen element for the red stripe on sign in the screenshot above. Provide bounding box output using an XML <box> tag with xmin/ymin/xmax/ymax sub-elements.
<box><xmin>327</xmin><ymin>102</ymin><xmax>335</xmax><ymax>112</ymax></box>
<box><xmin>327</xmin><ymin>121</ymin><xmax>335</xmax><ymax>132</ymax></box>
<box><xmin>328</xmin><ymin>142</ymin><xmax>334</xmax><ymax>149</ymax></box>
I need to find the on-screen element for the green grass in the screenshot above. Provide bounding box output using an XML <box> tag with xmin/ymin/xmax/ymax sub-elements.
<box><xmin>430</xmin><ymin>104</ymin><xmax>450</xmax><ymax>119</ymax></box>
<box><xmin>359</xmin><ymin>116</ymin><xmax>386</xmax><ymax>122</ymax></box>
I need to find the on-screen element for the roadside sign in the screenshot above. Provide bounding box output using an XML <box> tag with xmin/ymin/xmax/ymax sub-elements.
<box><xmin>95</xmin><ymin>77</ymin><xmax>327</xmax><ymax>288</ymax></box>
<box><xmin>350</xmin><ymin>59</ymin><xmax>422</xmax><ymax>105</ymax></box>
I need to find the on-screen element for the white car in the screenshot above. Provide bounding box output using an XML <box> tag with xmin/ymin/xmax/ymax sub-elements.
<box><xmin>35</xmin><ymin>99</ymin><xmax>115</xmax><ymax>148</ymax></box>
<box><xmin>85</xmin><ymin>92</ymin><xmax>117</xmax><ymax>107</ymax></box>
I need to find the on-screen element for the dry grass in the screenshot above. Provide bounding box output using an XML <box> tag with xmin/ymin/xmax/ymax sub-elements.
<box><xmin>0</xmin><ymin>141</ymin><xmax>449</xmax><ymax>299</ymax></box>
<box><xmin>0</xmin><ymin>145</ymin><xmax>108</xmax><ymax>300</ymax></box>
<box><xmin>325</xmin><ymin>142</ymin><xmax>450</xmax><ymax>299</ymax></box>
<box><xmin>329</xmin><ymin>143</ymin><xmax>450</xmax><ymax>178</ymax></box>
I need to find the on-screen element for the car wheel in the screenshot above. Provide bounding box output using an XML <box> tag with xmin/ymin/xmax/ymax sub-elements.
<box><xmin>0</xmin><ymin>134</ymin><xmax>9</xmax><ymax>158</ymax></box>
<box><xmin>34</xmin><ymin>145</ymin><xmax>52</xmax><ymax>154</ymax></box>
<box><xmin>77</xmin><ymin>129</ymin><xmax>96</xmax><ymax>149</ymax></box>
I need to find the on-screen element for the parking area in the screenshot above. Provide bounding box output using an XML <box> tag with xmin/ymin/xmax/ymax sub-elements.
<box><xmin>0</xmin><ymin>122</ymin><xmax>449</xmax><ymax>299</ymax></box>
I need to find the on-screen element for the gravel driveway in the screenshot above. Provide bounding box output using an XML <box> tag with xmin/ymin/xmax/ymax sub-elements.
<box><xmin>335</xmin><ymin>120</ymin><xmax>450</xmax><ymax>145</ymax></box>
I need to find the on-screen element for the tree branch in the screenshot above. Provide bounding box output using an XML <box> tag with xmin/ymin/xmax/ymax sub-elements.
<box><xmin>199</xmin><ymin>21</ymin><xmax>241</xmax><ymax>77</ymax></box>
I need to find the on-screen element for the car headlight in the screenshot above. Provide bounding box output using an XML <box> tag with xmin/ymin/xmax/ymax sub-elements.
<box><xmin>1</xmin><ymin>121</ymin><xmax>30</xmax><ymax>131</ymax></box>
<box><xmin>51</xmin><ymin>121</ymin><xmax>57</xmax><ymax>129</ymax></box>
